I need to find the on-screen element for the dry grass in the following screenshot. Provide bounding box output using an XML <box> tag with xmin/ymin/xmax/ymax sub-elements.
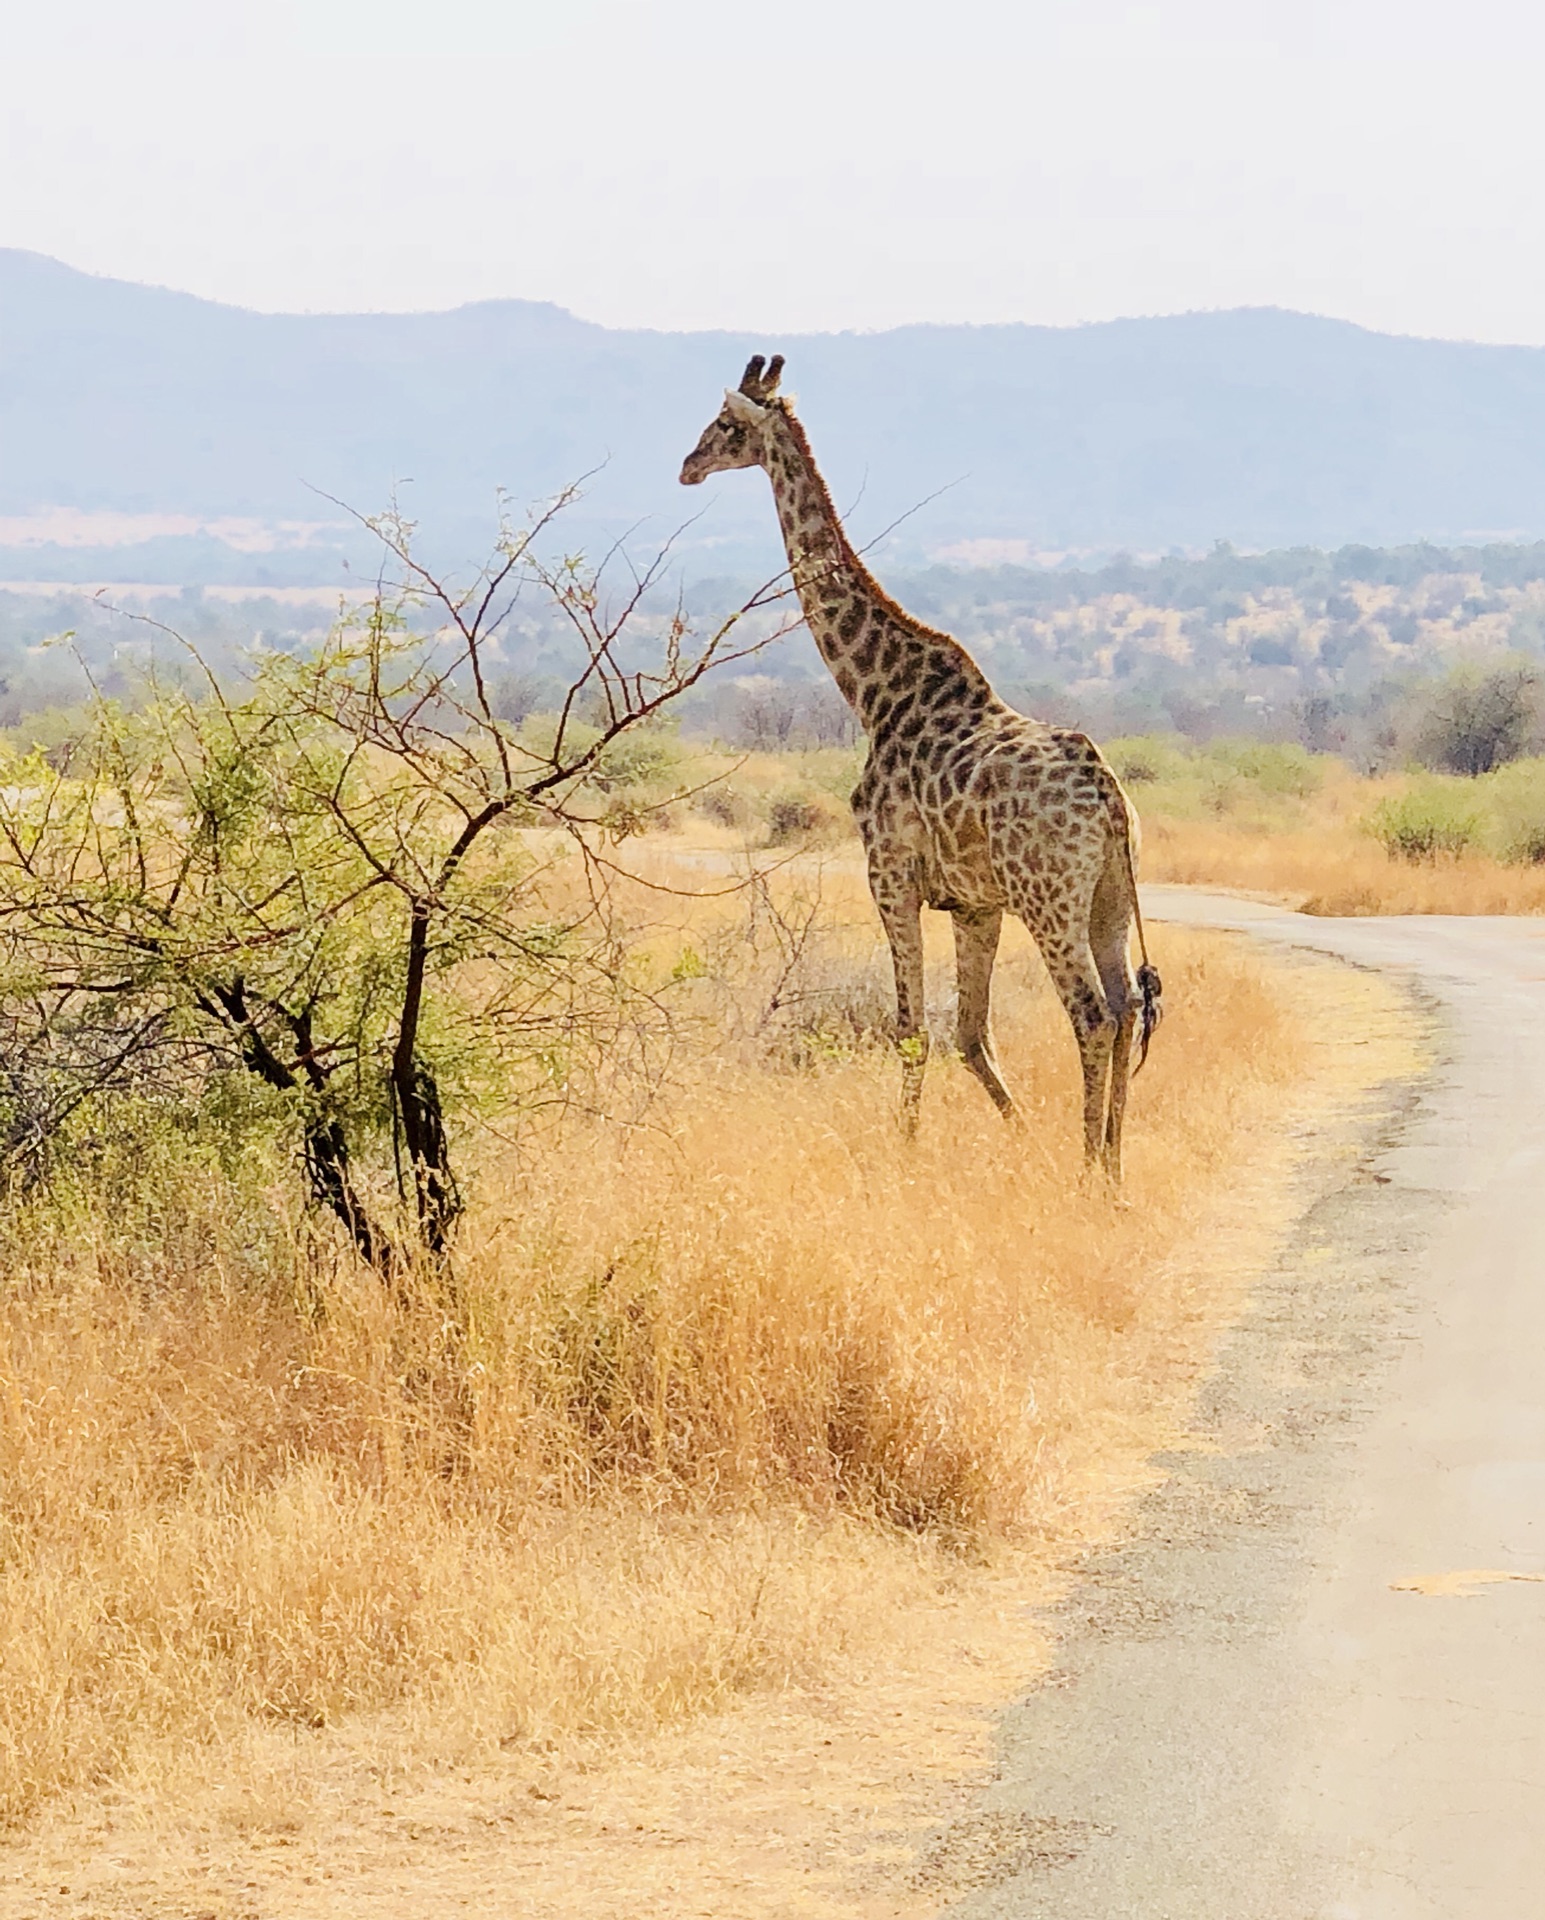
<box><xmin>0</xmin><ymin>845</ymin><xmax>1421</xmax><ymax>1914</ymax></box>
<box><xmin>1093</xmin><ymin>744</ymin><xmax>1545</xmax><ymax>914</ymax></box>
<box><xmin>1143</xmin><ymin>816</ymin><xmax>1545</xmax><ymax>914</ymax></box>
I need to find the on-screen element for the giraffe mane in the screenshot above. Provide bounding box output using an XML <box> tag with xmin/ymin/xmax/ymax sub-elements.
<box><xmin>772</xmin><ymin>400</ymin><xmax>991</xmax><ymax>682</ymax></box>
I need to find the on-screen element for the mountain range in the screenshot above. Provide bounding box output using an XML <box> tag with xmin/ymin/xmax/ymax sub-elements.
<box><xmin>9</xmin><ymin>249</ymin><xmax>1545</xmax><ymax>585</ymax></box>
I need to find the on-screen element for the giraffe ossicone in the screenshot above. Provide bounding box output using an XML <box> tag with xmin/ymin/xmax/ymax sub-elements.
<box><xmin>680</xmin><ymin>354</ymin><xmax>1161</xmax><ymax>1177</ymax></box>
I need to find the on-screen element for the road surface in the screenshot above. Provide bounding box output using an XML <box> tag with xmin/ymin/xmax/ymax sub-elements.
<box><xmin>953</xmin><ymin>890</ymin><xmax>1545</xmax><ymax>1920</ymax></box>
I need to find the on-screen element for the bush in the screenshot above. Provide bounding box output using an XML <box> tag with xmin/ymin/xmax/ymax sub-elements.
<box><xmin>518</xmin><ymin>715</ymin><xmax>683</xmax><ymax>795</ymax></box>
<box><xmin>1103</xmin><ymin>736</ymin><xmax>1323</xmax><ymax>810</ymax></box>
<box><xmin>1505</xmin><ymin>822</ymin><xmax>1545</xmax><ymax>866</ymax></box>
<box><xmin>717</xmin><ymin>679</ymin><xmax>862</xmax><ymax>751</ymax></box>
<box><xmin>765</xmin><ymin>787</ymin><xmax>847</xmax><ymax>846</ymax></box>
<box><xmin>594</xmin><ymin>721</ymin><xmax>683</xmax><ymax>791</ymax></box>
<box><xmin>1363</xmin><ymin>785</ymin><xmax>1484</xmax><ymax>862</ymax></box>
<box><xmin>0</xmin><ymin>506</ymin><xmax>751</xmax><ymax>1276</ymax></box>
<box><xmin>691</xmin><ymin>783</ymin><xmax>753</xmax><ymax>829</ymax></box>
<box><xmin>1410</xmin><ymin>664</ymin><xmax>1540</xmax><ymax>777</ymax></box>
<box><xmin>1214</xmin><ymin>741</ymin><xmax>1323</xmax><ymax>799</ymax></box>
<box><xmin>1105</xmin><ymin>736</ymin><xmax>1188</xmax><ymax>786</ymax></box>
<box><xmin>1477</xmin><ymin>757</ymin><xmax>1545</xmax><ymax>865</ymax></box>
<box><xmin>760</xmin><ymin>953</ymin><xmax>896</xmax><ymax>1070</ymax></box>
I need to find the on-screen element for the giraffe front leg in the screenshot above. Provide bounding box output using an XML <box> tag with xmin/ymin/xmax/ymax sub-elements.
<box><xmin>873</xmin><ymin>883</ymin><xmax>928</xmax><ymax>1138</ymax></box>
<box><xmin>952</xmin><ymin>906</ymin><xmax>1015</xmax><ymax>1118</ymax></box>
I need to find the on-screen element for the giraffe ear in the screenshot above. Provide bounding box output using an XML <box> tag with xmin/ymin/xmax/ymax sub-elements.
<box><xmin>723</xmin><ymin>386</ymin><xmax>768</xmax><ymax>424</ymax></box>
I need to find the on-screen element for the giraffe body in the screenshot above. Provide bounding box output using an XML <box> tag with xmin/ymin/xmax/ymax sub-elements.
<box><xmin>681</xmin><ymin>356</ymin><xmax>1161</xmax><ymax>1175</ymax></box>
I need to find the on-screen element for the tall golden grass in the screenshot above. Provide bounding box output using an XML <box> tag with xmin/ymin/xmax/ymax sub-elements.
<box><xmin>1143</xmin><ymin>816</ymin><xmax>1545</xmax><ymax>914</ymax></box>
<box><xmin>0</xmin><ymin>857</ymin><xmax>1312</xmax><ymax>1841</ymax></box>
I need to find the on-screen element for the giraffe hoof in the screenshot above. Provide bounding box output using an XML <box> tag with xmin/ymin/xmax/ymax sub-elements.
<box><xmin>1079</xmin><ymin>1159</ymin><xmax>1125</xmax><ymax>1197</ymax></box>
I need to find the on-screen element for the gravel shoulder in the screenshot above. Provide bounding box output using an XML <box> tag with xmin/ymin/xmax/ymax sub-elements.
<box><xmin>956</xmin><ymin>890</ymin><xmax>1545</xmax><ymax>1920</ymax></box>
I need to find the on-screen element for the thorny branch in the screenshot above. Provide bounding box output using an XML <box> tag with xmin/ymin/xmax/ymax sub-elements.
<box><xmin>0</xmin><ymin>492</ymin><xmax>796</xmax><ymax>1285</ymax></box>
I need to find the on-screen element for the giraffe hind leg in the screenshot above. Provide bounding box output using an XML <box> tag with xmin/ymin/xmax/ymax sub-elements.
<box><xmin>1071</xmin><ymin>976</ymin><xmax>1119</xmax><ymax>1172</ymax></box>
<box><xmin>1015</xmin><ymin>894</ymin><xmax>1118</xmax><ymax>1169</ymax></box>
<box><xmin>1090</xmin><ymin>852</ymin><xmax>1140</xmax><ymax>1180</ymax></box>
<box><xmin>1103</xmin><ymin>1012</ymin><xmax>1136</xmax><ymax>1179</ymax></box>
<box><xmin>951</xmin><ymin>906</ymin><xmax>1015</xmax><ymax>1117</ymax></box>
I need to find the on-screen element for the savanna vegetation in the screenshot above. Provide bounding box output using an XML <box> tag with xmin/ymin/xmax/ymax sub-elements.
<box><xmin>0</xmin><ymin>511</ymin><xmax>1406</xmax><ymax>1919</ymax></box>
<box><xmin>551</xmin><ymin>544</ymin><xmax>1545</xmax><ymax>919</ymax></box>
<box><xmin>591</xmin><ymin>658</ymin><xmax>1545</xmax><ymax>919</ymax></box>
<box><xmin>688</xmin><ymin>536</ymin><xmax>1545</xmax><ymax>749</ymax></box>
<box><xmin>672</xmin><ymin>770</ymin><xmax>1545</xmax><ymax>924</ymax></box>
<box><xmin>1096</xmin><ymin>660</ymin><xmax>1545</xmax><ymax>914</ymax></box>
<box><xmin>15</xmin><ymin>532</ymin><xmax>1545</xmax><ymax>749</ymax></box>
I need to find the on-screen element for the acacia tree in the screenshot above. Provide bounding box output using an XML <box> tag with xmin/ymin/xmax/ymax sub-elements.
<box><xmin>1411</xmin><ymin>662</ymin><xmax>1541</xmax><ymax>776</ymax></box>
<box><xmin>0</xmin><ymin>500</ymin><xmax>790</xmax><ymax>1281</ymax></box>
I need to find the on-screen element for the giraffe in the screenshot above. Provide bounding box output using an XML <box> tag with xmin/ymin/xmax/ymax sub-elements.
<box><xmin>680</xmin><ymin>354</ymin><xmax>1162</xmax><ymax>1177</ymax></box>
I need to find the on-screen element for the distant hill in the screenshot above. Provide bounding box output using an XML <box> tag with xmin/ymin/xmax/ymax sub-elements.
<box><xmin>11</xmin><ymin>250</ymin><xmax>1545</xmax><ymax>583</ymax></box>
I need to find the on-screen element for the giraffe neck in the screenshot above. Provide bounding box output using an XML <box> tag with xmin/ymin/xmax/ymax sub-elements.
<box><xmin>760</xmin><ymin>407</ymin><xmax>992</xmax><ymax>732</ymax></box>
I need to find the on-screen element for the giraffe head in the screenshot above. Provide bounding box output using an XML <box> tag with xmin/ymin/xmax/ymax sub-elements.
<box><xmin>679</xmin><ymin>354</ymin><xmax>785</xmax><ymax>486</ymax></box>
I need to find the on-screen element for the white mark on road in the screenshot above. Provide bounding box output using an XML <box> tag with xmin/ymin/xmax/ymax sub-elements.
<box><xmin>1391</xmin><ymin>1569</ymin><xmax>1545</xmax><ymax>1598</ymax></box>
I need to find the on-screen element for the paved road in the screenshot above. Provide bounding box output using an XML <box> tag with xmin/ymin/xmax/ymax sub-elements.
<box><xmin>954</xmin><ymin>891</ymin><xmax>1545</xmax><ymax>1920</ymax></box>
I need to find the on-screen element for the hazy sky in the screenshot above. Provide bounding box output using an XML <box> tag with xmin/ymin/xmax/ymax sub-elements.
<box><xmin>7</xmin><ymin>0</ymin><xmax>1545</xmax><ymax>341</ymax></box>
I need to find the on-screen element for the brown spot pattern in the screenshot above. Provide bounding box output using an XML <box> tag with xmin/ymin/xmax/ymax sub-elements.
<box><xmin>679</xmin><ymin>365</ymin><xmax>1163</xmax><ymax>1174</ymax></box>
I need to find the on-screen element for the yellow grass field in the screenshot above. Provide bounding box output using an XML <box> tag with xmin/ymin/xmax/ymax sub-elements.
<box><xmin>0</xmin><ymin>842</ymin><xmax>1422</xmax><ymax>1917</ymax></box>
<box><xmin>1142</xmin><ymin>816</ymin><xmax>1545</xmax><ymax>914</ymax></box>
<box><xmin>1108</xmin><ymin>740</ymin><xmax>1545</xmax><ymax>913</ymax></box>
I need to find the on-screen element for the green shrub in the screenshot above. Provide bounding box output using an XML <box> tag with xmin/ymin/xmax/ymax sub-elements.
<box><xmin>1104</xmin><ymin>736</ymin><xmax>1323</xmax><ymax>814</ymax></box>
<box><xmin>517</xmin><ymin>714</ymin><xmax>682</xmax><ymax>792</ymax></box>
<box><xmin>1363</xmin><ymin>785</ymin><xmax>1483</xmax><ymax>862</ymax></box>
<box><xmin>1477</xmin><ymin>757</ymin><xmax>1545</xmax><ymax>864</ymax></box>
<box><xmin>1212</xmin><ymin>741</ymin><xmax>1324</xmax><ymax>799</ymax></box>
<box><xmin>1105</xmin><ymin>736</ymin><xmax>1189</xmax><ymax>786</ymax></box>
<box><xmin>595</xmin><ymin>722</ymin><xmax>683</xmax><ymax>791</ymax></box>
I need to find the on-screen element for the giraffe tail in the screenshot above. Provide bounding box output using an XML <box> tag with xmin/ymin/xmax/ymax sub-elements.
<box><xmin>1134</xmin><ymin>957</ymin><xmax>1163</xmax><ymax>1072</ymax></box>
